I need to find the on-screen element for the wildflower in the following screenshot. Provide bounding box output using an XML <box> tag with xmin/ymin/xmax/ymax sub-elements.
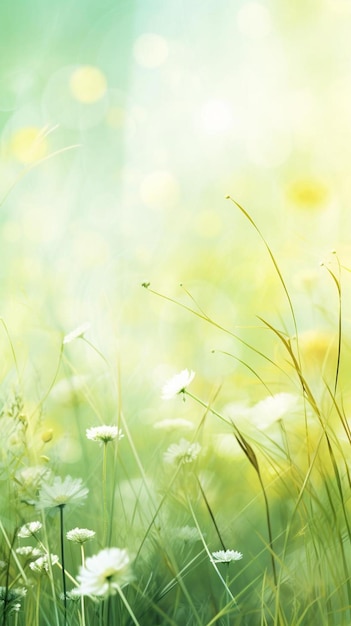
<box><xmin>0</xmin><ymin>586</ymin><xmax>26</xmax><ymax>615</ymax></box>
<box><xmin>86</xmin><ymin>425</ymin><xmax>124</xmax><ymax>444</ymax></box>
<box><xmin>16</xmin><ymin>466</ymin><xmax>51</xmax><ymax>491</ymax></box>
<box><xmin>66</xmin><ymin>528</ymin><xmax>96</xmax><ymax>544</ymax></box>
<box><xmin>211</xmin><ymin>549</ymin><xmax>243</xmax><ymax>563</ymax></box>
<box><xmin>16</xmin><ymin>547</ymin><xmax>43</xmax><ymax>558</ymax></box>
<box><xmin>161</xmin><ymin>369</ymin><xmax>195</xmax><ymax>399</ymax></box>
<box><xmin>29</xmin><ymin>553</ymin><xmax>59</xmax><ymax>573</ymax></box>
<box><xmin>36</xmin><ymin>475</ymin><xmax>88</xmax><ymax>510</ymax></box>
<box><xmin>75</xmin><ymin>548</ymin><xmax>133</xmax><ymax>597</ymax></box>
<box><xmin>63</xmin><ymin>322</ymin><xmax>90</xmax><ymax>345</ymax></box>
<box><xmin>17</xmin><ymin>521</ymin><xmax>42</xmax><ymax>538</ymax></box>
<box><xmin>164</xmin><ymin>438</ymin><xmax>201</xmax><ymax>465</ymax></box>
<box><xmin>250</xmin><ymin>393</ymin><xmax>298</xmax><ymax>429</ymax></box>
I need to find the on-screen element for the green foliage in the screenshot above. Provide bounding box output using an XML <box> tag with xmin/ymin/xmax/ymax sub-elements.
<box><xmin>1</xmin><ymin>203</ymin><xmax>351</xmax><ymax>626</ymax></box>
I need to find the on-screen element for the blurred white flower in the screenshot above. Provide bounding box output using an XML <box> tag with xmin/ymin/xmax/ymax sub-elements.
<box><xmin>17</xmin><ymin>521</ymin><xmax>42</xmax><ymax>538</ymax></box>
<box><xmin>36</xmin><ymin>475</ymin><xmax>88</xmax><ymax>510</ymax></box>
<box><xmin>161</xmin><ymin>369</ymin><xmax>195</xmax><ymax>399</ymax></box>
<box><xmin>16</xmin><ymin>546</ymin><xmax>43</xmax><ymax>558</ymax></box>
<box><xmin>153</xmin><ymin>418</ymin><xmax>194</xmax><ymax>431</ymax></box>
<box><xmin>75</xmin><ymin>547</ymin><xmax>133</xmax><ymax>597</ymax></box>
<box><xmin>66</xmin><ymin>528</ymin><xmax>96</xmax><ymax>543</ymax></box>
<box><xmin>174</xmin><ymin>526</ymin><xmax>201</xmax><ymax>542</ymax></box>
<box><xmin>0</xmin><ymin>586</ymin><xmax>26</xmax><ymax>614</ymax></box>
<box><xmin>16</xmin><ymin>465</ymin><xmax>51</xmax><ymax>490</ymax></box>
<box><xmin>63</xmin><ymin>322</ymin><xmax>90</xmax><ymax>345</ymax></box>
<box><xmin>250</xmin><ymin>393</ymin><xmax>299</xmax><ymax>429</ymax></box>
<box><xmin>164</xmin><ymin>438</ymin><xmax>201</xmax><ymax>465</ymax></box>
<box><xmin>86</xmin><ymin>425</ymin><xmax>124</xmax><ymax>444</ymax></box>
<box><xmin>29</xmin><ymin>553</ymin><xmax>59</xmax><ymax>573</ymax></box>
<box><xmin>211</xmin><ymin>549</ymin><xmax>243</xmax><ymax>563</ymax></box>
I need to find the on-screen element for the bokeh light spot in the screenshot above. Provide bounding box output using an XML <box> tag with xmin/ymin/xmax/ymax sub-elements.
<box><xmin>70</xmin><ymin>66</ymin><xmax>107</xmax><ymax>103</ymax></box>
<box><xmin>106</xmin><ymin>106</ymin><xmax>126</xmax><ymax>128</ymax></box>
<box><xmin>140</xmin><ymin>170</ymin><xmax>179</xmax><ymax>209</ymax></box>
<box><xmin>288</xmin><ymin>179</ymin><xmax>328</xmax><ymax>209</ymax></box>
<box><xmin>10</xmin><ymin>126</ymin><xmax>48</xmax><ymax>163</ymax></box>
<box><xmin>200</xmin><ymin>99</ymin><xmax>234</xmax><ymax>135</ymax></box>
<box><xmin>237</xmin><ymin>2</ymin><xmax>272</xmax><ymax>39</ymax></box>
<box><xmin>195</xmin><ymin>211</ymin><xmax>222</xmax><ymax>238</ymax></box>
<box><xmin>133</xmin><ymin>33</ymin><xmax>169</xmax><ymax>68</ymax></box>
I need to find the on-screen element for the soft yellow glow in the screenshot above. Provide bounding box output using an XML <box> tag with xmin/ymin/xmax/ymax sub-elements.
<box><xmin>200</xmin><ymin>99</ymin><xmax>234</xmax><ymax>135</ymax></box>
<box><xmin>288</xmin><ymin>179</ymin><xmax>328</xmax><ymax>209</ymax></box>
<box><xmin>140</xmin><ymin>170</ymin><xmax>179</xmax><ymax>209</ymax></box>
<box><xmin>237</xmin><ymin>2</ymin><xmax>272</xmax><ymax>38</ymax></box>
<box><xmin>10</xmin><ymin>126</ymin><xmax>48</xmax><ymax>163</ymax></box>
<box><xmin>106</xmin><ymin>106</ymin><xmax>126</xmax><ymax>128</ymax></box>
<box><xmin>195</xmin><ymin>210</ymin><xmax>222</xmax><ymax>238</ymax></box>
<box><xmin>70</xmin><ymin>66</ymin><xmax>107</xmax><ymax>103</ymax></box>
<box><xmin>133</xmin><ymin>33</ymin><xmax>169</xmax><ymax>68</ymax></box>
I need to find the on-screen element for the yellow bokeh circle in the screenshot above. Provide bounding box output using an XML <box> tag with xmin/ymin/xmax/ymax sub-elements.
<box><xmin>69</xmin><ymin>66</ymin><xmax>107</xmax><ymax>103</ymax></box>
<box><xmin>10</xmin><ymin>127</ymin><xmax>48</xmax><ymax>163</ymax></box>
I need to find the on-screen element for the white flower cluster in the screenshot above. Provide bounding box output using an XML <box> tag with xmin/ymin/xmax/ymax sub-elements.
<box><xmin>211</xmin><ymin>549</ymin><xmax>243</xmax><ymax>563</ymax></box>
<box><xmin>86</xmin><ymin>425</ymin><xmax>124</xmax><ymax>444</ymax></box>
<box><xmin>17</xmin><ymin>521</ymin><xmax>42</xmax><ymax>538</ymax></box>
<box><xmin>66</xmin><ymin>527</ymin><xmax>96</xmax><ymax>544</ymax></box>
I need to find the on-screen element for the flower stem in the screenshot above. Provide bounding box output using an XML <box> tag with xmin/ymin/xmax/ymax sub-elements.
<box><xmin>102</xmin><ymin>442</ymin><xmax>108</xmax><ymax>545</ymax></box>
<box><xmin>80</xmin><ymin>545</ymin><xmax>86</xmax><ymax>626</ymax></box>
<box><xmin>59</xmin><ymin>505</ymin><xmax>67</xmax><ymax>625</ymax></box>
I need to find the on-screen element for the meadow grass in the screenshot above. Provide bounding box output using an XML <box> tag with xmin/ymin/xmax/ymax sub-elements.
<box><xmin>1</xmin><ymin>200</ymin><xmax>351</xmax><ymax>625</ymax></box>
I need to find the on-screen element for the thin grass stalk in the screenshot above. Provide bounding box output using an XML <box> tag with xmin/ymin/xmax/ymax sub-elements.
<box><xmin>196</xmin><ymin>476</ymin><xmax>226</xmax><ymax>551</ymax></box>
<box><xmin>226</xmin><ymin>196</ymin><xmax>301</xmax><ymax>364</ymax></box>
<box><xmin>59</xmin><ymin>505</ymin><xmax>67</xmax><ymax>626</ymax></box>
<box><xmin>325</xmin><ymin>434</ymin><xmax>351</xmax><ymax>542</ymax></box>
<box><xmin>320</xmin><ymin>257</ymin><xmax>342</xmax><ymax>395</ymax></box>
<box><xmin>116</xmin><ymin>585</ymin><xmax>140</xmax><ymax>626</ymax></box>
<box><xmin>1</xmin><ymin>532</ymin><xmax>15</xmax><ymax>626</ymax></box>
<box><xmin>186</xmin><ymin>496</ymin><xmax>237</xmax><ymax>606</ymax></box>
<box><xmin>35</xmin><ymin>580</ymin><xmax>41</xmax><ymax>626</ymax></box>
<box><xmin>39</xmin><ymin>511</ymin><xmax>60</xmax><ymax>626</ymax></box>
<box><xmin>185</xmin><ymin>389</ymin><xmax>278</xmax><ymax>586</ymax></box>
<box><xmin>77</xmin><ymin>545</ymin><xmax>86</xmax><ymax>626</ymax></box>
<box><xmin>142</xmin><ymin>283</ymin><xmax>287</xmax><ymax>373</ymax></box>
<box><xmin>0</xmin><ymin>524</ymin><xmax>27</xmax><ymax>586</ymax></box>
<box><xmin>0</xmin><ymin>132</ymin><xmax>80</xmax><ymax>211</ymax></box>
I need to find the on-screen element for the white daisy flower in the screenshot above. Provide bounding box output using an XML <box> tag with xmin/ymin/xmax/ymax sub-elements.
<box><xmin>211</xmin><ymin>549</ymin><xmax>243</xmax><ymax>563</ymax></box>
<box><xmin>250</xmin><ymin>393</ymin><xmax>299</xmax><ymax>429</ymax></box>
<box><xmin>36</xmin><ymin>475</ymin><xmax>88</xmax><ymax>510</ymax></box>
<box><xmin>66</xmin><ymin>528</ymin><xmax>96</xmax><ymax>543</ymax></box>
<box><xmin>75</xmin><ymin>548</ymin><xmax>133</xmax><ymax>597</ymax></box>
<box><xmin>63</xmin><ymin>322</ymin><xmax>90</xmax><ymax>345</ymax></box>
<box><xmin>164</xmin><ymin>438</ymin><xmax>201</xmax><ymax>465</ymax></box>
<box><xmin>161</xmin><ymin>369</ymin><xmax>195</xmax><ymax>399</ymax></box>
<box><xmin>29</xmin><ymin>553</ymin><xmax>59</xmax><ymax>573</ymax></box>
<box><xmin>17</xmin><ymin>521</ymin><xmax>42</xmax><ymax>538</ymax></box>
<box><xmin>86</xmin><ymin>425</ymin><xmax>124</xmax><ymax>444</ymax></box>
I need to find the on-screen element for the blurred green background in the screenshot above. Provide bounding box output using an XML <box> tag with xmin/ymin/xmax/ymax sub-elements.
<box><xmin>1</xmin><ymin>0</ymin><xmax>351</xmax><ymax>424</ymax></box>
